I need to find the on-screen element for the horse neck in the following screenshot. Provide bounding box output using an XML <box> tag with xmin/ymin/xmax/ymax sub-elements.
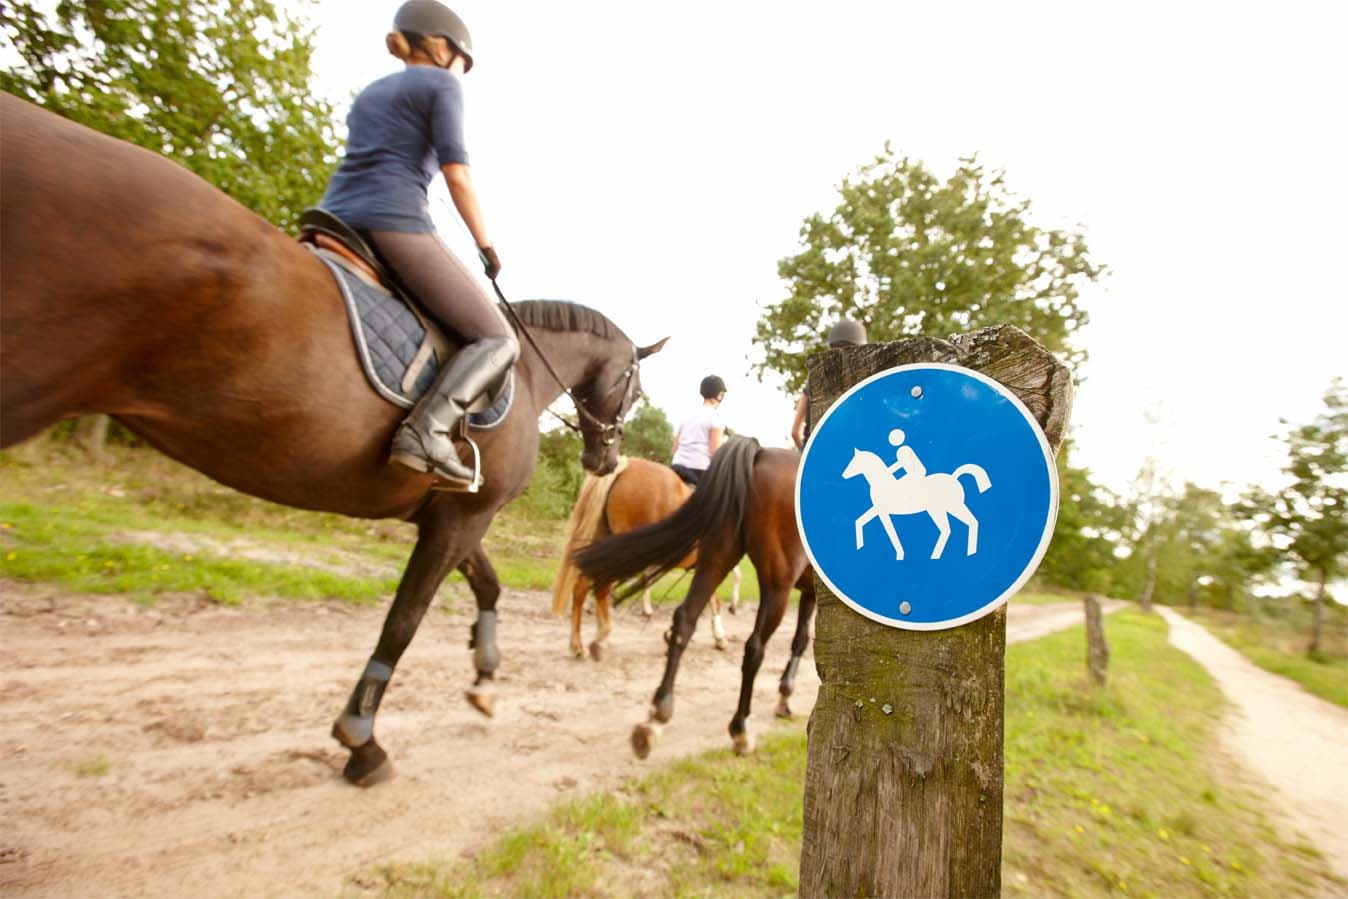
<box><xmin>517</xmin><ymin>327</ymin><xmax>625</xmax><ymax>411</ymax></box>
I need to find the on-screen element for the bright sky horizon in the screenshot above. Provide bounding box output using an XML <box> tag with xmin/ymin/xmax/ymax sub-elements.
<box><xmin>305</xmin><ymin>0</ymin><xmax>1347</xmax><ymax>499</ymax></box>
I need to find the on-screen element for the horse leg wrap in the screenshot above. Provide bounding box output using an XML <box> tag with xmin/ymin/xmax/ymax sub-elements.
<box><xmin>332</xmin><ymin>659</ymin><xmax>392</xmax><ymax>748</ymax></box>
<box><xmin>470</xmin><ymin>610</ymin><xmax>500</xmax><ymax>676</ymax></box>
<box><xmin>780</xmin><ymin>655</ymin><xmax>801</xmax><ymax>696</ymax></box>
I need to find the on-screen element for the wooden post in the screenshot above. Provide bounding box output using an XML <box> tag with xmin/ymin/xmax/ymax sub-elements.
<box><xmin>1084</xmin><ymin>593</ymin><xmax>1109</xmax><ymax>687</ymax></box>
<box><xmin>799</xmin><ymin>325</ymin><xmax>1073</xmax><ymax>899</ymax></box>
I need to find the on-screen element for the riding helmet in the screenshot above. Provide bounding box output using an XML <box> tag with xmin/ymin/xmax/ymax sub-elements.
<box><xmin>699</xmin><ymin>375</ymin><xmax>727</xmax><ymax>399</ymax></box>
<box><xmin>826</xmin><ymin>318</ymin><xmax>867</xmax><ymax>348</ymax></box>
<box><xmin>394</xmin><ymin>0</ymin><xmax>474</xmax><ymax>71</ymax></box>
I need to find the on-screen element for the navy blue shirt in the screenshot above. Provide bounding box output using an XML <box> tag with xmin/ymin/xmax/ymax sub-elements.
<box><xmin>321</xmin><ymin>66</ymin><xmax>469</xmax><ymax>233</ymax></box>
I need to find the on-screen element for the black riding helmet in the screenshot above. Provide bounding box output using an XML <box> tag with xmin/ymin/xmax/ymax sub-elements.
<box><xmin>700</xmin><ymin>375</ymin><xmax>727</xmax><ymax>399</ymax></box>
<box><xmin>395</xmin><ymin>0</ymin><xmax>474</xmax><ymax>72</ymax></box>
<box><xmin>826</xmin><ymin>318</ymin><xmax>867</xmax><ymax>348</ymax></box>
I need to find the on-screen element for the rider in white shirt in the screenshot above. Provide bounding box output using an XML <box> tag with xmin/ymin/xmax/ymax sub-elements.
<box><xmin>671</xmin><ymin>375</ymin><xmax>726</xmax><ymax>487</ymax></box>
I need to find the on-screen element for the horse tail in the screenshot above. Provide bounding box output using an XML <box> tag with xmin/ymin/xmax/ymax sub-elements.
<box><xmin>550</xmin><ymin>457</ymin><xmax>630</xmax><ymax>616</ymax></box>
<box><xmin>953</xmin><ymin>463</ymin><xmax>991</xmax><ymax>493</ymax></box>
<box><xmin>574</xmin><ymin>436</ymin><xmax>760</xmax><ymax>600</ymax></box>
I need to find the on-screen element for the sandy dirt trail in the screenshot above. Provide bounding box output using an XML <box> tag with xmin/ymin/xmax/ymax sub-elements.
<box><xmin>1159</xmin><ymin>608</ymin><xmax>1348</xmax><ymax>879</ymax></box>
<box><xmin>0</xmin><ymin>583</ymin><xmax>1095</xmax><ymax>898</ymax></box>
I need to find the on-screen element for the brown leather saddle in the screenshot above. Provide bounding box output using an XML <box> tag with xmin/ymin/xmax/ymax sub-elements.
<box><xmin>297</xmin><ymin>208</ymin><xmax>391</xmax><ymax>289</ymax></box>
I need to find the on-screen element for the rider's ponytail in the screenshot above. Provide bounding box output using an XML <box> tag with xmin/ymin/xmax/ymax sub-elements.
<box><xmin>386</xmin><ymin>31</ymin><xmax>413</xmax><ymax>61</ymax></box>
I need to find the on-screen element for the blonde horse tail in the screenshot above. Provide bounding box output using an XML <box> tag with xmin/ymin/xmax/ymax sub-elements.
<box><xmin>952</xmin><ymin>463</ymin><xmax>991</xmax><ymax>493</ymax></box>
<box><xmin>550</xmin><ymin>456</ymin><xmax>630</xmax><ymax>616</ymax></box>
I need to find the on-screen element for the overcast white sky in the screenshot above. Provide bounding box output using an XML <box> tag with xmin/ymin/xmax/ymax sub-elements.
<box><xmin>306</xmin><ymin>0</ymin><xmax>1346</xmax><ymax>496</ymax></box>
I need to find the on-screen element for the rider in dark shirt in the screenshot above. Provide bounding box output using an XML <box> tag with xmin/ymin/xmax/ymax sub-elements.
<box><xmin>321</xmin><ymin>0</ymin><xmax>517</xmax><ymax>486</ymax></box>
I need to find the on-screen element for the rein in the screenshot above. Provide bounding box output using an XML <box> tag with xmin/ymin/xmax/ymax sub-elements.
<box><xmin>486</xmin><ymin>276</ymin><xmax>635</xmax><ymax>446</ymax></box>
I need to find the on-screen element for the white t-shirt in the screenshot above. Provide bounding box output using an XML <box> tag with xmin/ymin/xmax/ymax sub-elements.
<box><xmin>671</xmin><ymin>405</ymin><xmax>724</xmax><ymax>470</ymax></box>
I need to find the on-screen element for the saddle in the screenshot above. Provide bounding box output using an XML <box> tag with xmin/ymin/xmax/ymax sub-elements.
<box><xmin>297</xmin><ymin>208</ymin><xmax>390</xmax><ymax>289</ymax></box>
<box><xmin>297</xmin><ymin>208</ymin><xmax>514</xmax><ymax>492</ymax></box>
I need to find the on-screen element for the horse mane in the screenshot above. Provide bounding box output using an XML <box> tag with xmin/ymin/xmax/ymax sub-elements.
<box><xmin>513</xmin><ymin>300</ymin><xmax>627</xmax><ymax>343</ymax></box>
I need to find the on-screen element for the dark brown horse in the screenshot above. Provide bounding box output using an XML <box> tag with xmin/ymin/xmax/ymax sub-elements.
<box><xmin>575</xmin><ymin>436</ymin><xmax>814</xmax><ymax>758</ymax></box>
<box><xmin>549</xmin><ymin>457</ymin><xmax>741</xmax><ymax>659</ymax></box>
<box><xmin>0</xmin><ymin>95</ymin><xmax>665</xmax><ymax>786</ymax></box>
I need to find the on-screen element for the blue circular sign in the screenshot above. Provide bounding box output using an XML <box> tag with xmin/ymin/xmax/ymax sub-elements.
<box><xmin>795</xmin><ymin>363</ymin><xmax>1058</xmax><ymax>630</ymax></box>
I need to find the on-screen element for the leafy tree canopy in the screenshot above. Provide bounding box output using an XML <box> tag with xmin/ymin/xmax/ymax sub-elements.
<box><xmin>621</xmin><ymin>399</ymin><xmax>674</xmax><ymax>464</ymax></box>
<box><xmin>755</xmin><ymin>148</ymin><xmax>1104</xmax><ymax>393</ymax></box>
<box><xmin>1</xmin><ymin>0</ymin><xmax>339</xmax><ymax>230</ymax></box>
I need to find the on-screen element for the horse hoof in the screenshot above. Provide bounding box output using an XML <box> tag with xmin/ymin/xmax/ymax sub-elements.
<box><xmin>714</xmin><ymin>638</ymin><xmax>727</xmax><ymax>652</ymax></box>
<box><xmin>642</xmin><ymin>609</ymin><xmax>654</xmax><ymax>619</ymax></box>
<box><xmin>343</xmin><ymin>741</ymin><xmax>394</xmax><ymax>788</ymax></box>
<box><xmin>465</xmin><ymin>685</ymin><xmax>495</xmax><ymax>718</ymax></box>
<box><xmin>632</xmin><ymin>722</ymin><xmax>660</xmax><ymax>760</ymax></box>
<box><xmin>588</xmin><ymin>641</ymin><xmax>604</xmax><ymax>662</ymax></box>
<box><xmin>732</xmin><ymin>731</ymin><xmax>755</xmax><ymax>756</ymax></box>
<box><xmin>775</xmin><ymin>696</ymin><xmax>793</xmax><ymax>719</ymax></box>
<box><xmin>571</xmin><ymin>646</ymin><xmax>585</xmax><ymax>660</ymax></box>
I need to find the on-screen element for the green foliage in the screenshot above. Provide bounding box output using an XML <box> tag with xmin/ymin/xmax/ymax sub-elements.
<box><xmin>1037</xmin><ymin>444</ymin><xmax>1129</xmax><ymax>594</ymax></box>
<box><xmin>515</xmin><ymin>428</ymin><xmax>585</xmax><ymax>520</ymax></box>
<box><xmin>621</xmin><ymin>398</ymin><xmax>674</xmax><ymax>463</ymax></box>
<box><xmin>1244</xmin><ymin>378</ymin><xmax>1347</xmax><ymax>595</ymax></box>
<box><xmin>0</xmin><ymin>0</ymin><xmax>340</xmax><ymax>230</ymax></box>
<box><xmin>755</xmin><ymin>148</ymin><xmax>1104</xmax><ymax>393</ymax></box>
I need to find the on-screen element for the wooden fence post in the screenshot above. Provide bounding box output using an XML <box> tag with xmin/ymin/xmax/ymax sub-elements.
<box><xmin>1084</xmin><ymin>593</ymin><xmax>1110</xmax><ymax>687</ymax></box>
<box><xmin>798</xmin><ymin>325</ymin><xmax>1073</xmax><ymax>899</ymax></box>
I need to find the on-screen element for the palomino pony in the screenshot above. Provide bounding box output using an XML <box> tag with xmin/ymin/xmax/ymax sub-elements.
<box><xmin>550</xmin><ymin>457</ymin><xmax>741</xmax><ymax>660</ymax></box>
<box><xmin>575</xmin><ymin>436</ymin><xmax>814</xmax><ymax>758</ymax></box>
<box><xmin>0</xmin><ymin>96</ymin><xmax>665</xmax><ymax>786</ymax></box>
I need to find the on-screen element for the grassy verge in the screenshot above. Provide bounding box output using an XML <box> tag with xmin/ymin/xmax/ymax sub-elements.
<box><xmin>0</xmin><ymin>439</ymin><xmax>760</xmax><ymax>605</ymax></box>
<box><xmin>1183</xmin><ymin>606</ymin><xmax>1347</xmax><ymax>708</ymax></box>
<box><xmin>365</xmin><ymin>611</ymin><xmax>1340</xmax><ymax>898</ymax></box>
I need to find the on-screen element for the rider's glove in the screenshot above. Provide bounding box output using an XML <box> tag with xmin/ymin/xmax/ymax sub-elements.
<box><xmin>478</xmin><ymin>246</ymin><xmax>502</xmax><ymax>281</ymax></box>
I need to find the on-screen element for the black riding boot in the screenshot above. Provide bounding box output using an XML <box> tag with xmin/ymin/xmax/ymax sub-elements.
<box><xmin>389</xmin><ymin>336</ymin><xmax>518</xmax><ymax>484</ymax></box>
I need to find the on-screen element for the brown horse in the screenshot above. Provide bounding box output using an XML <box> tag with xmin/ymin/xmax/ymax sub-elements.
<box><xmin>549</xmin><ymin>457</ymin><xmax>741</xmax><ymax>660</ymax></box>
<box><xmin>0</xmin><ymin>95</ymin><xmax>666</xmax><ymax>786</ymax></box>
<box><xmin>575</xmin><ymin>436</ymin><xmax>814</xmax><ymax>758</ymax></box>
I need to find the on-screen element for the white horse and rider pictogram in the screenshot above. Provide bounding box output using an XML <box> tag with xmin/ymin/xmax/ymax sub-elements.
<box><xmin>842</xmin><ymin>428</ymin><xmax>992</xmax><ymax>561</ymax></box>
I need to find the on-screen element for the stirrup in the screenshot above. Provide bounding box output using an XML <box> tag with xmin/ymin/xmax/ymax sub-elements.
<box><xmin>430</xmin><ymin>426</ymin><xmax>483</xmax><ymax>494</ymax></box>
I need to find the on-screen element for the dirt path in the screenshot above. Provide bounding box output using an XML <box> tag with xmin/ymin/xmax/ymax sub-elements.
<box><xmin>0</xmin><ymin>583</ymin><xmax>1096</xmax><ymax>898</ymax></box>
<box><xmin>1159</xmin><ymin>608</ymin><xmax>1348</xmax><ymax>879</ymax></box>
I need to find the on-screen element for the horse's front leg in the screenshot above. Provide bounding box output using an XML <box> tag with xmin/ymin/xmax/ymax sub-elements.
<box><xmin>729</xmin><ymin>563</ymin><xmax>742</xmax><ymax>614</ymax></box>
<box><xmin>709</xmin><ymin>592</ymin><xmax>727</xmax><ymax>651</ymax></box>
<box><xmin>878</xmin><ymin>513</ymin><xmax>905</xmax><ymax>560</ymax></box>
<box><xmin>457</xmin><ymin>542</ymin><xmax>507</xmax><ymax>716</ymax></box>
<box><xmin>633</xmin><ymin>558</ymin><xmax>734</xmax><ymax>759</ymax></box>
<box><xmin>589</xmin><ymin>582</ymin><xmax>613</xmax><ymax>661</ymax></box>
<box><xmin>332</xmin><ymin>512</ymin><xmax>474</xmax><ymax>786</ymax></box>
<box><xmin>854</xmin><ymin>507</ymin><xmax>878</xmax><ymax>550</ymax></box>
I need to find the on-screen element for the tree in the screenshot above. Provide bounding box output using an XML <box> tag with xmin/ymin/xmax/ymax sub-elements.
<box><xmin>3</xmin><ymin>0</ymin><xmax>341</xmax><ymax>449</ymax></box>
<box><xmin>1244</xmin><ymin>379</ymin><xmax>1347</xmax><ymax>656</ymax></box>
<box><xmin>754</xmin><ymin>148</ymin><xmax>1104</xmax><ymax>393</ymax></box>
<box><xmin>1</xmin><ymin>0</ymin><xmax>340</xmax><ymax>231</ymax></box>
<box><xmin>1036</xmin><ymin>444</ymin><xmax>1128</xmax><ymax>595</ymax></box>
<box><xmin>620</xmin><ymin>399</ymin><xmax>674</xmax><ymax>463</ymax></box>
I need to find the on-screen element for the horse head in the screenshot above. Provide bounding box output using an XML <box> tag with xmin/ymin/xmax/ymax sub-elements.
<box><xmin>575</xmin><ymin>335</ymin><xmax>668</xmax><ymax>476</ymax></box>
<box><xmin>842</xmin><ymin>447</ymin><xmax>866</xmax><ymax>480</ymax></box>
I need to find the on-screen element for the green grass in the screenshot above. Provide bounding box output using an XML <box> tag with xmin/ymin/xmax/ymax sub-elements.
<box><xmin>1183</xmin><ymin>606</ymin><xmax>1348</xmax><ymax>708</ymax></box>
<box><xmin>367</xmin><ymin>611</ymin><xmax>1341</xmax><ymax>898</ymax></box>
<box><xmin>0</xmin><ymin>438</ymin><xmax>762</xmax><ymax>606</ymax></box>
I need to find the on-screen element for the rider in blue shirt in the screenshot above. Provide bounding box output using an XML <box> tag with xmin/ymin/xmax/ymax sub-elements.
<box><xmin>321</xmin><ymin>0</ymin><xmax>517</xmax><ymax>486</ymax></box>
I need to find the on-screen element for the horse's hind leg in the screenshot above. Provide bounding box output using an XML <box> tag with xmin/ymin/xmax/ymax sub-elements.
<box><xmin>640</xmin><ymin>585</ymin><xmax>654</xmax><ymax>618</ymax></box>
<box><xmin>729</xmin><ymin>563</ymin><xmax>742</xmax><ymax>614</ymax></box>
<box><xmin>777</xmin><ymin>579</ymin><xmax>816</xmax><ymax>719</ymax></box>
<box><xmin>589</xmin><ymin>583</ymin><xmax>613</xmax><ymax>661</ymax></box>
<box><xmin>729</xmin><ymin>579</ymin><xmax>789</xmax><ymax>754</ymax></box>
<box><xmin>950</xmin><ymin>503</ymin><xmax>979</xmax><ymax>555</ymax></box>
<box><xmin>928</xmin><ymin>510</ymin><xmax>951</xmax><ymax>560</ymax></box>
<box><xmin>634</xmin><ymin>548</ymin><xmax>740</xmax><ymax>760</ymax></box>
<box><xmin>570</xmin><ymin>578</ymin><xmax>590</xmax><ymax>659</ymax></box>
<box><xmin>459</xmin><ymin>543</ymin><xmax>505</xmax><ymax>717</ymax></box>
<box><xmin>332</xmin><ymin>513</ymin><xmax>471</xmax><ymax>786</ymax></box>
<box><xmin>709</xmin><ymin>593</ymin><xmax>727</xmax><ymax>651</ymax></box>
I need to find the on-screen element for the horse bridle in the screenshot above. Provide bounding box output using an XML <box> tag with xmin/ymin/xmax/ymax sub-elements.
<box><xmin>489</xmin><ymin>278</ymin><xmax>638</xmax><ymax>447</ymax></box>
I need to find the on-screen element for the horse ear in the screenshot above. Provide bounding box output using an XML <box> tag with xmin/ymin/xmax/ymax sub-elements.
<box><xmin>636</xmin><ymin>337</ymin><xmax>669</xmax><ymax>360</ymax></box>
